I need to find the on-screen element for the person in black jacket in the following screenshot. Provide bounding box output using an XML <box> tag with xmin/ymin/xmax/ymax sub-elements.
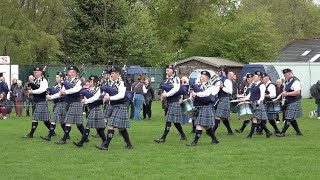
<box><xmin>275</xmin><ymin>79</ymin><xmax>284</xmax><ymax>122</ymax></box>
<box><xmin>143</xmin><ymin>77</ymin><xmax>155</xmax><ymax>120</ymax></box>
<box><xmin>0</xmin><ymin>77</ymin><xmax>9</xmax><ymax>96</ymax></box>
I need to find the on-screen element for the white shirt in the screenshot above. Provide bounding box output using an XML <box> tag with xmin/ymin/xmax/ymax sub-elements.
<box><xmin>288</xmin><ymin>80</ymin><xmax>301</xmax><ymax>91</ymax></box>
<box><xmin>32</xmin><ymin>78</ymin><xmax>48</xmax><ymax>94</ymax></box>
<box><xmin>85</xmin><ymin>88</ymin><xmax>101</xmax><ymax>104</ymax></box>
<box><xmin>50</xmin><ymin>77</ymin><xmax>82</xmax><ymax>99</ymax></box>
<box><xmin>211</xmin><ymin>81</ymin><xmax>220</xmax><ymax>96</ymax></box>
<box><xmin>197</xmin><ymin>83</ymin><xmax>214</xmax><ymax>97</ymax></box>
<box><xmin>244</xmin><ymin>81</ymin><xmax>266</xmax><ymax>102</ymax></box>
<box><xmin>222</xmin><ymin>79</ymin><xmax>233</xmax><ymax>95</ymax></box>
<box><xmin>265</xmin><ymin>81</ymin><xmax>276</xmax><ymax>99</ymax></box>
<box><xmin>165</xmin><ymin>76</ymin><xmax>180</xmax><ymax>97</ymax></box>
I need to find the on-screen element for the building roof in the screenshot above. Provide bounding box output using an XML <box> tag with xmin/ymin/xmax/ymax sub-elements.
<box><xmin>176</xmin><ymin>56</ymin><xmax>244</xmax><ymax>67</ymax></box>
<box><xmin>276</xmin><ymin>39</ymin><xmax>320</xmax><ymax>62</ymax></box>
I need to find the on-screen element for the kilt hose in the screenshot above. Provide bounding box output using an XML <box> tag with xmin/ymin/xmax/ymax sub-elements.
<box><xmin>65</xmin><ymin>102</ymin><xmax>83</xmax><ymax>124</ymax></box>
<box><xmin>166</xmin><ymin>101</ymin><xmax>183</xmax><ymax>123</ymax></box>
<box><xmin>86</xmin><ymin>106</ymin><xmax>106</xmax><ymax>129</ymax></box>
<box><xmin>108</xmin><ymin>104</ymin><xmax>130</xmax><ymax>128</ymax></box>
<box><xmin>51</xmin><ymin>102</ymin><xmax>67</xmax><ymax>123</ymax></box>
<box><xmin>32</xmin><ymin>101</ymin><xmax>50</xmax><ymax>121</ymax></box>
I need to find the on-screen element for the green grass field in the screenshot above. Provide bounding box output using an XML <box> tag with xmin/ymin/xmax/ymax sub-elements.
<box><xmin>0</xmin><ymin>99</ymin><xmax>320</xmax><ymax>179</ymax></box>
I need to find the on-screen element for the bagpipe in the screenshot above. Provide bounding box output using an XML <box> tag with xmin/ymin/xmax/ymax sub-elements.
<box><xmin>160</xmin><ymin>83</ymin><xmax>188</xmax><ymax>97</ymax></box>
<box><xmin>100</xmin><ymin>80</ymin><xmax>135</xmax><ymax>103</ymax></box>
<box><xmin>63</xmin><ymin>64</ymin><xmax>85</xmax><ymax>90</ymax></box>
<box><xmin>191</xmin><ymin>84</ymin><xmax>218</xmax><ymax>105</ymax></box>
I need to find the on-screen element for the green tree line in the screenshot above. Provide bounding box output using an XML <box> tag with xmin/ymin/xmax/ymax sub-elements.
<box><xmin>1</xmin><ymin>0</ymin><xmax>320</xmax><ymax>66</ymax></box>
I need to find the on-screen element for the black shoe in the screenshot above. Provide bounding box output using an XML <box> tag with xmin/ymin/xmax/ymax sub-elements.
<box><xmin>247</xmin><ymin>135</ymin><xmax>252</xmax><ymax>139</ymax></box>
<box><xmin>180</xmin><ymin>136</ymin><xmax>187</xmax><ymax>141</ymax></box>
<box><xmin>125</xmin><ymin>145</ymin><xmax>133</xmax><ymax>149</ymax></box>
<box><xmin>266</xmin><ymin>132</ymin><xmax>272</xmax><ymax>138</ymax></box>
<box><xmin>235</xmin><ymin>129</ymin><xmax>243</xmax><ymax>133</ymax></box>
<box><xmin>211</xmin><ymin>140</ymin><xmax>219</xmax><ymax>144</ymax></box>
<box><xmin>84</xmin><ymin>138</ymin><xmax>90</xmax><ymax>143</ymax></box>
<box><xmin>186</xmin><ymin>142</ymin><xmax>197</xmax><ymax>146</ymax></box>
<box><xmin>274</xmin><ymin>130</ymin><xmax>281</xmax><ymax>134</ymax></box>
<box><xmin>227</xmin><ymin>132</ymin><xmax>234</xmax><ymax>135</ymax></box>
<box><xmin>276</xmin><ymin>133</ymin><xmax>285</xmax><ymax>137</ymax></box>
<box><xmin>91</xmin><ymin>134</ymin><xmax>100</xmax><ymax>138</ymax></box>
<box><xmin>95</xmin><ymin>144</ymin><xmax>108</xmax><ymax>150</ymax></box>
<box><xmin>73</xmin><ymin>141</ymin><xmax>83</xmax><ymax>147</ymax></box>
<box><xmin>40</xmin><ymin>136</ymin><xmax>51</xmax><ymax>141</ymax></box>
<box><xmin>22</xmin><ymin>134</ymin><xmax>33</xmax><ymax>138</ymax></box>
<box><xmin>296</xmin><ymin>132</ymin><xmax>303</xmax><ymax>136</ymax></box>
<box><xmin>52</xmin><ymin>132</ymin><xmax>56</xmax><ymax>136</ymax></box>
<box><xmin>154</xmin><ymin>138</ymin><xmax>165</xmax><ymax>143</ymax></box>
<box><xmin>55</xmin><ymin>140</ymin><xmax>66</xmax><ymax>144</ymax></box>
<box><xmin>67</xmin><ymin>135</ymin><xmax>71</xmax><ymax>140</ymax></box>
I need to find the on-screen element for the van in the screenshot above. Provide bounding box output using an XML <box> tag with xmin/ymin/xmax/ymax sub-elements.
<box><xmin>240</xmin><ymin>64</ymin><xmax>279</xmax><ymax>84</ymax></box>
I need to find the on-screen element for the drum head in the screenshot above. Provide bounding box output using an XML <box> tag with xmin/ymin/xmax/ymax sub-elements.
<box><xmin>239</xmin><ymin>113</ymin><xmax>253</xmax><ymax>121</ymax></box>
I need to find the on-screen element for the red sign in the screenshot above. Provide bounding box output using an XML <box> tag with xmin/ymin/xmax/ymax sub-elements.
<box><xmin>0</xmin><ymin>56</ymin><xmax>10</xmax><ymax>64</ymax></box>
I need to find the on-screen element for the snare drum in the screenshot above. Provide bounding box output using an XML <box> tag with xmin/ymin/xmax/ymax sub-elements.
<box><xmin>237</xmin><ymin>102</ymin><xmax>253</xmax><ymax>121</ymax></box>
<box><xmin>180</xmin><ymin>98</ymin><xmax>194</xmax><ymax>115</ymax></box>
<box><xmin>266</xmin><ymin>100</ymin><xmax>281</xmax><ymax>113</ymax></box>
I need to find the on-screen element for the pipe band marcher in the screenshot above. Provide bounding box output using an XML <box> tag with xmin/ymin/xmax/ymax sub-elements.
<box><xmin>73</xmin><ymin>75</ymin><xmax>107</xmax><ymax>148</ymax></box>
<box><xmin>186</xmin><ymin>71</ymin><xmax>219</xmax><ymax>146</ymax></box>
<box><xmin>95</xmin><ymin>66</ymin><xmax>133</xmax><ymax>151</ymax></box>
<box><xmin>242</xmin><ymin>71</ymin><xmax>272</xmax><ymax>139</ymax></box>
<box><xmin>276</xmin><ymin>68</ymin><xmax>303</xmax><ymax>137</ymax></box>
<box><xmin>235</xmin><ymin>73</ymin><xmax>254</xmax><ymax>133</ymax></box>
<box><xmin>22</xmin><ymin>67</ymin><xmax>51</xmax><ymax>139</ymax></box>
<box><xmin>40</xmin><ymin>72</ymin><xmax>68</xmax><ymax>141</ymax></box>
<box><xmin>262</xmin><ymin>73</ymin><xmax>280</xmax><ymax>134</ymax></box>
<box><xmin>154</xmin><ymin>64</ymin><xmax>187</xmax><ymax>143</ymax></box>
<box><xmin>49</xmin><ymin>66</ymin><xmax>86</xmax><ymax>145</ymax></box>
<box><xmin>212</xmin><ymin>66</ymin><xmax>234</xmax><ymax>135</ymax></box>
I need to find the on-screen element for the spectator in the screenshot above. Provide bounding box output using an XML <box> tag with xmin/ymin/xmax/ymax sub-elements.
<box><xmin>181</xmin><ymin>76</ymin><xmax>191</xmax><ymax>124</ymax></box>
<box><xmin>13</xmin><ymin>80</ymin><xmax>25</xmax><ymax>117</ymax></box>
<box><xmin>275</xmin><ymin>79</ymin><xmax>284</xmax><ymax>123</ymax></box>
<box><xmin>0</xmin><ymin>93</ymin><xmax>9</xmax><ymax>119</ymax></box>
<box><xmin>0</xmin><ymin>77</ymin><xmax>9</xmax><ymax>96</ymax></box>
<box><xmin>143</xmin><ymin>77</ymin><xmax>155</xmax><ymax>120</ymax></box>
<box><xmin>238</xmin><ymin>75</ymin><xmax>247</xmax><ymax>95</ymax></box>
<box><xmin>310</xmin><ymin>80</ymin><xmax>320</xmax><ymax>119</ymax></box>
<box><xmin>132</xmin><ymin>74</ymin><xmax>147</xmax><ymax>121</ymax></box>
<box><xmin>23</xmin><ymin>75</ymin><xmax>34</xmax><ymax>116</ymax></box>
<box><xmin>10</xmin><ymin>78</ymin><xmax>18</xmax><ymax>102</ymax></box>
<box><xmin>125</xmin><ymin>74</ymin><xmax>134</xmax><ymax>119</ymax></box>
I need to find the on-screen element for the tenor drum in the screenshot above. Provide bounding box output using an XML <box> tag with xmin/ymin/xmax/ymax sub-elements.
<box><xmin>237</xmin><ymin>102</ymin><xmax>253</xmax><ymax>121</ymax></box>
<box><xmin>266</xmin><ymin>100</ymin><xmax>281</xmax><ymax>113</ymax></box>
<box><xmin>180</xmin><ymin>98</ymin><xmax>194</xmax><ymax>115</ymax></box>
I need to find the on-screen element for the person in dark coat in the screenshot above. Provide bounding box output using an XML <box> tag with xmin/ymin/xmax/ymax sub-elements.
<box><xmin>275</xmin><ymin>79</ymin><xmax>284</xmax><ymax>122</ymax></box>
<box><xmin>125</xmin><ymin>74</ymin><xmax>134</xmax><ymax>119</ymax></box>
<box><xmin>143</xmin><ymin>77</ymin><xmax>155</xmax><ymax>119</ymax></box>
<box><xmin>0</xmin><ymin>77</ymin><xmax>9</xmax><ymax>96</ymax></box>
<box><xmin>12</xmin><ymin>80</ymin><xmax>25</xmax><ymax>117</ymax></box>
<box><xmin>0</xmin><ymin>92</ymin><xmax>10</xmax><ymax>119</ymax></box>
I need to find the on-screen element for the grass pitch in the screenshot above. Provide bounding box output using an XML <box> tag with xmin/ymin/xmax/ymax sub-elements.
<box><xmin>0</xmin><ymin>99</ymin><xmax>319</xmax><ymax>179</ymax></box>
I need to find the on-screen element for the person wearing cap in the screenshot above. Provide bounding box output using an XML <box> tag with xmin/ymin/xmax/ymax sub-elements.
<box><xmin>186</xmin><ymin>71</ymin><xmax>219</xmax><ymax>146</ymax></box>
<box><xmin>40</xmin><ymin>72</ymin><xmax>68</xmax><ymax>141</ymax></box>
<box><xmin>212</xmin><ymin>68</ymin><xmax>234</xmax><ymax>135</ymax></box>
<box><xmin>154</xmin><ymin>64</ymin><xmax>187</xmax><ymax>143</ymax></box>
<box><xmin>96</xmin><ymin>66</ymin><xmax>133</xmax><ymax>150</ymax></box>
<box><xmin>49</xmin><ymin>65</ymin><xmax>86</xmax><ymax>144</ymax></box>
<box><xmin>241</xmin><ymin>71</ymin><xmax>272</xmax><ymax>139</ymax></box>
<box><xmin>235</xmin><ymin>73</ymin><xmax>254</xmax><ymax>133</ymax></box>
<box><xmin>275</xmin><ymin>68</ymin><xmax>303</xmax><ymax>137</ymax></box>
<box><xmin>22</xmin><ymin>67</ymin><xmax>51</xmax><ymax>138</ymax></box>
<box><xmin>262</xmin><ymin>73</ymin><xmax>281</xmax><ymax>134</ymax></box>
<box><xmin>73</xmin><ymin>75</ymin><xmax>107</xmax><ymax>148</ymax></box>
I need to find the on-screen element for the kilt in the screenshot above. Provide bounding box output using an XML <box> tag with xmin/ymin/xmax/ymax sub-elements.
<box><xmin>285</xmin><ymin>100</ymin><xmax>302</xmax><ymax>119</ymax></box>
<box><xmin>166</xmin><ymin>101</ymin><xmax>183</xmax><ymax>123</ymax></box>
<box><xmin>215</xmin><ymin>96</ymin><xmax>230</xmax><ymax>120</ymax></box>
<box><xmin>104</xmin><ymin>103</ymin><xmax>112</xmax><ymax>118</ymax></box>
<box><xmin>194</xmin><ymin>105</ymin><xmax>215</xmax><ymax>126</ymax></box>
<box><xmin>267</xmin><ymin>112</ymin><xmax>278</xmax><ymax>120</ymax></box>
<box><xmin>108</xmin><ymin>104</ymin><xmax>130</xmax><ymax>128</ymax></box>
<box><xmin>51</xmin><ymin>102</ymin><xmax>67</xmax><ymax>123</ymax></box>
<box><xmin>252</xmin><ymin>102</ymin><xmax>268</xmax><ymax>121</ymax></box>
<box><xmin>65</xmin><ymin>102</ymin><xmax>83</xmax><ymax>124</ymax></box>
<box><xmin>86</xmin><ymin>106</ymin><xmax>106</xmax><ymax>128</ymax></box>
<box><xmin>32</xmin><ymin>101</ymin><xmax>50</xmax><ymax>121</ymax></box>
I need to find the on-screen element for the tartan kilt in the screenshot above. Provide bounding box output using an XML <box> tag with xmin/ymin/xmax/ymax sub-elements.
<box><xmin>104</xmin><ymin>103</ymin><xmax>112</xmax><ymax>118</ymax></box>
<box><xmin>252</xmin><ymin>102</ymin><xmax>268</xmax><ymax>121</ymax></box>
<box><xmin>215</xmin><ymin>96</ymin><xmax>230</xmax><ymax>120</ymax></box>
<box><xmin>51</xmin><ymin>102</ymin><xmax>67</xmax><ymax>123</ymax></box>
<box><xmin>86</xmin><ymin>106</ymin><xmax>106</xmax><ymax>129</ymax></box>
<box><xmin>285</xmin><ymin>100</ymin><xmax>302</xmax><ymax>119</ymax></box>
<box><xmin>166</xmin><ymin>101</ymin><xmax>183</xmax><ymax>123</ymax></box>
<box><xmin>108</xmin><ymin>104</ymin><xmax>130</xmax><ymax>128</ymax></box>
<box><xmin>65</xmin><ymin>102</ymin><xmax>83</xmax><ymax>124</ymax></box>
<box><xmin>194</xmin><ymin>105</ymin><xmax>215</xmax><ymax>127</ymax></box>
<box><xmin>267</xmin><ymin>112</ymin><xmax>278</xmax><ymax>120</ymax></box>
<box><xmin>32</xmin><ymin>101</ymin><xmax>50</xmax><ymax>121</ymax></box>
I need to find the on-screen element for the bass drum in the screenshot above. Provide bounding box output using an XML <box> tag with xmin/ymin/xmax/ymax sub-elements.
<box><xmin>189</xmin><ymin>69</ymin><xmax>219</xmax><ymax>87</ymax></box>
